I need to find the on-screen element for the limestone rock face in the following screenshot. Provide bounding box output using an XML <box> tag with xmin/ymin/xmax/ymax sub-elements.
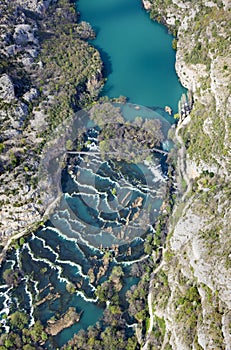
<box><xmin>11</xmin><ymin>102</ymin><xmax>29</xmax><ymax>128</ymax></box>
<box><xmin>0</xmin><ymin>0</ymin><xmax>48</xmax><ymax>238</ymax></box>
<box><xmin>13</xmin><ymin>24</ymin><xmax>38</xmax><ymax>46</ymax></box>
<box><xmin>142</xmin><ymin>0</ymin><xmax>152</xmax><ymax>10</ymax></box>
<box><xmin>0</xmin><ymin>74</ymin><xmax>15</xmax><ymax>102</ymax></box>
<box><xmin>143</xmin><ymin>1</ymin><xmax>231</xmax><ymax>349</ymax></box>
<box><xmin>22</xmin><ymin>88</ymin><xmax>39</xmax><ymax>103</ymax></box>
<box><xmin>16</xmin><ymin>0</ymin><xmax>52</xmax><ymax>15</ymax></box>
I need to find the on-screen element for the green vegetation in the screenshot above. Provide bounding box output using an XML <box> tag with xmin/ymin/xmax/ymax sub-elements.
<box><xmin>0</xmin><ymin>0</ymin><xmax>105</xmax><ymax>241</ymax></box>
<box><xmin>35</xmin><ymin>0</ymin><xmax>103</xmax><ymax>135</ymax></box>
<box><xmin>1</xmin><ymin>0</ymin><xmax>230</xmax><ymax>349</ymax></box>
<box><xmin>149</xmin><ymin>0</ymin><xmax>230</xmax><ymax>168</ymax></box>
<box><xmin>98</xmin><ymin>118</ymin><xmax>164</xmax><ymax>163</ymax></box>
<box><xmin>0</xmin><ymin>143</ymin><xmax>5</xmax><ymax>153</ymax></box>
<box><xmin>172</xmin><ymin>38</ymin><xmax>177</xmax><ymax>50</ymax></box>
<box><xmin>180</xmin><ymin>100</ymin><xmax>228</xmax><ymax>166</ymax></box>
<box><xmin>111</xmin><ymin>187</ymin><xmax>117</xmax><ymax>196</ymax></box>
<box><xmin>62</xmin><ymin>325</ymin><xmax>139</xmax><ymax>350</ymax></box>
<box><xmin>96</xmin><ymin>266</ymin><xmax>124</xmax><ymax>304</ymax></box>
<box><xmin>126</xmin><ymin>274</ymin><xmax>149</xmax><ymax>324</ymax></box>
<box><xmin>72</xmin><ymin>102</ymin><xmax>165</xmax><ymax>163</ymax></box>
<box><xmin>174</xmin><ymin>284</ymin><xmax>201</xmax><ymax>344</ymax></box>
<box><xmin>200</xmin><ymin>284</ymin><xmax>225</xmax><ymax>348</ymax></box>
<box><xmin>0</xmin><ymin>319</ymin><xmax>47</xmax><ymax>350</ymax></box>
<box><xmin>63</xmin><ymin>265</ymin><xmax>141</xmax><ymax>349</ymax></box>
<box><xmin>151</xmin><ymin>315</ymin><xmax>166</xmax><ymax>345</ymax></box>
<box><xmin>9</xmin><ymin>311</ymin><xmax>29</xmax><ymax>330</ymax></box>
<box><xmin>66</xmin><ymin>282</ymin><xmax>76</xmax><ymax>294</ymax></box>
<box><xmin>3</xmin><ymin>268</ymin><xmax>22</xmax><ymax>287</ymax></box>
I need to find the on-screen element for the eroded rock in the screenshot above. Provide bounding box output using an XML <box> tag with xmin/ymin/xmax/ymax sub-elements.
<box><xmin>0</xmin><ymin>74</ymin><xmax>15</xmax><ymax>102</ymax></box>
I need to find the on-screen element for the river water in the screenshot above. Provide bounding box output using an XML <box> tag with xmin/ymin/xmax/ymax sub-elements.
<box><xmin>0</xmin><ymin>0</ymin><xmax>185</xmax><ymax>348</ymax></box>
<box><xmin>77</xmin><ymin>0</ymin><xmax>184</xmax><ymax>111</ymax></box>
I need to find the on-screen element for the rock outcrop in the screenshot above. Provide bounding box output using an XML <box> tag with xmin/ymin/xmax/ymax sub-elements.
<box><xmin>46</xmin><ymin>308</ymin><xmax>82</xmax><ymax>336</ymax></box>
<box><xmin>142</xmin><ymin>0</ymin><xmax>152</xmax><ymax>10</ymax></box>
<box><xmin>16</xmin><ymin>0</ymin><xmax>52</xmax><ymax>15</ymax></box>
<box><xmin>0</xmin><ymin>74</ymin><xmax>15</xmax><ymax>101</ymax></box>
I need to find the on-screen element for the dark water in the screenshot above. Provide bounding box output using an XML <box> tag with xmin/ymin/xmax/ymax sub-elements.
<box><xmin>0</xmin><ymin>1</ymin><xmax>185</xmax><ymax>348</ymax></box>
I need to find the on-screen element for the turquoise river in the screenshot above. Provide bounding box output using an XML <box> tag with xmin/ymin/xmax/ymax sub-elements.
<box><xmin>77</xmin><ymin>0</ymin><xmax>184</xmax><ymax>111</ymax></box>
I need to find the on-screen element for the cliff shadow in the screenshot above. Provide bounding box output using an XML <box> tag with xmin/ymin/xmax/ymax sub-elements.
<box><xmin>93</xmin><ymin>44</ymin><xmax>113</xmax><ymax>77</ymax></box>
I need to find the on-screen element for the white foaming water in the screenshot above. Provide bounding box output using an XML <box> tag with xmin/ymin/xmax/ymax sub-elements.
<box><xmin>0</xmin><ymin>284</ymin><xmax>8</xmax><ymax>290</ymax></box>
<box><xmin>75</xmin><ymin>290</ymin><xmax>98</xmax><ymax>303</ymax></box>
<box><xmin>24</xmin><ymin>276</ymin><xmax>35</xmax><ymax>327</ymax></box>
<box><xmin>32</xmin><ymin>234</ymin><xmax>59</xmax><ymax>261</ymax></box>
<box><xmin>7</xmin><ymin>259</ymin><xmax>16</xmax><ymax>270</ymax></box>
<box><xmin>116</xmin><ymin>254</ymin><xmax>149</xmax><ymax>266</ymax></box>
<box><xmin>53</xmin><ymin>209</ymin><xmax>86</xmax><ymax>232</ymax></box>
<box><xmin>26</xmin><ymin>243</ymin><xmax>57</xmax><ymax>271</ymax></box>
<box><xmin>70</xmin><ymin>173</ymin><xmax>101</xmax><ymax>195</ymax></box>
<box><xmin>26</xmin><ymin>244</ymin><xmax>96</xmax><ymax>304</ymax></box>
<box><xmin>74</xmin><ymin>192</ymin><xmax>101</xmax><ymax>211</ymax></box>
<box><xmin>49</xmin><ymin>218</ymin><xmax>93</xmax><ymax>247</ymax></box>
<box><xmin>15</xmin><ymin>248</ymin><xmax>20</xmax><ymax>265</ymax></box>
<box><xmin>126</xmin><ymin>322</ymin><xmax>138</xmax><ymax>328</ymax></box>
<box><xmin>0</xmin><ymin>286</ymin><xmax>13</xmax><ymax>332</ymax></box>
<box><xmin>55</xmin><ymin>258</ymin><xmax>96</xmax><ymax>291</ymax></box>
<box><xmin>46</xmin><ymin>218</ymin><xmax>102</xmax><ymax>253</ymax></box>
<box><xmin>46</xmin><ymin>215</ymin><xmax>103</xmax><ymax>259</ymax></box>
<box><xmin>144</xmin><ymin>160</ymin><xmax>167</xmax><ymax>183</ymax></box>
<box><xmin>98</xmin><ymin>195</ymin><xmax>118</xmax><ymax>213</ymax></box>
<box><xmin>30</xmin><ymin>276</ymin><xmax>39</xmax><ymax>298</ymax></box>
<box><xmin>76</xmin><ymin>165</ymin><xmax>116</xmax><ymax>188</ymax></box>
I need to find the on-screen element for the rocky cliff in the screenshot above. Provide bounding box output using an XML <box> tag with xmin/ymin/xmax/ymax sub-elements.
<box><xmin>0</xmin><ymin>0</ymin><xmax>103</xmax><ymax>240</ymax></box>
<box><xmin>142</xmin><ymin>0</ymin><xmax>231</xmax><ymax>349</ymax></box>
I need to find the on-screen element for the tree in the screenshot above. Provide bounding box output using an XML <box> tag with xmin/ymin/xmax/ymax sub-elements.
<box><xmin>172</xmin><ymin>38</ymin><xmax>177</xmax><ymax>50</ymax></box>
<box><xmin>66</xmin><ymin>282</ymin><xmax>76</xmax><ymax>294</ymax></box>
<box><xmin>23</xmin><ymin>345</ymin><xmax>36</xmax><ymax>350</ymax></box>
<box><xmin>65</xmin><ymin>139</ymin><xmax>73</xmax><ymax>150</ymax></box>
<box><xmin>3</xmin><ymin>268</ymin><xmax>22</xmax><ymax>287</ymax></box>
<box><xmin>10</xmin><ymin>311</ymin><xmax>29</xmax><ymax>330</ymax></box>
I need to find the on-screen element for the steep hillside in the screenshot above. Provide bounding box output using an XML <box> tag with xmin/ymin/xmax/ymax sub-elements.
<box><xmin>0</xmin><ymin>0</ymin><xmax>103</xmax><ymax>240</ymax></box>
<box><xmin>142</xmin><ymin>0</ymin><xmax>231</xmax><ymax>349</ymax></box>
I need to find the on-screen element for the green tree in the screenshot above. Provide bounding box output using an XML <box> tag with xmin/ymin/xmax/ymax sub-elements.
<box><xmin>3</xmin><ymin>268</ymin><xmax>22</xmax><ymax>287</ymax></box>
<box><xmin>66</xmin><ymin>282</ymin><xmax>76</xmax><ymax>294</ymax></box>
<box><xmin>66</xmin><ymin>139</ymin><xmax>73</xmax><ymax>150</ymax></box>
<box><xmin>10</xmin><ymin>311</ymin><xmax>29</xmax><ymax>330</ymax></box>
<box><xmin>0</xmin><ymin>143</ymin><xmax>5</xmax><ymax>153</ymax></box>
<box><xmin>172</xmin><ymin>38</ymin><xmax>177</xmax><ymax>50</ymax></box>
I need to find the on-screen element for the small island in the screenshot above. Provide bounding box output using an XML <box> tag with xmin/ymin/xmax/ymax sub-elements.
<box><xmin>46</xmin><ymin>308</ymin><xmax>83</xmax><ymax>336</ymax></box>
